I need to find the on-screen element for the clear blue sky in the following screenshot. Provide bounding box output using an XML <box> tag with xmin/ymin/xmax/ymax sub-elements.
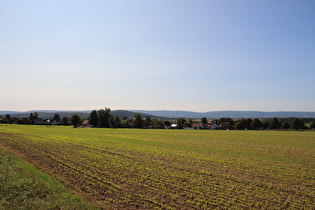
<box><xmin>1</xmin><ymin>0</ymin><xmax>314</xmax><ymax>112</ymax></box>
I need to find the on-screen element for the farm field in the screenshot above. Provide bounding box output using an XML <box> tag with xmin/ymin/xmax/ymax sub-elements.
<box><xmin>0</xmin><ymin>125</ymin><xmax>314</xmax><ymax>209</ymax></box>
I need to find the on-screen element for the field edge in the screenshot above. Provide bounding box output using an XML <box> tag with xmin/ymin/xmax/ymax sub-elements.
<box><xmin>0</xmin><ymin>142</ymin><xmax>98</xmax><ymax>210</ymax></box>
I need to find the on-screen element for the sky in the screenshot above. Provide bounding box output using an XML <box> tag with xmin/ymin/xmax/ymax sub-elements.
<box><xmin>1</xmin><ymin>0</ymin><xmax>315</xmax><ymax>112</ymax></box>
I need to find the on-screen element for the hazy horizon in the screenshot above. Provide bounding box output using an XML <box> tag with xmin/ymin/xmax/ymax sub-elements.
<box><xmin>1</xmin><ymin>1</ymin><xmax>314</xmax><ymax>112</ymax></box>
<box><xmin>2</xmin><ymin>109</ymin><xmax>315</xmax><ymax>113</ymax></box>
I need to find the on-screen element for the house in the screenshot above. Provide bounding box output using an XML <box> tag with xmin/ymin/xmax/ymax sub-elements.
<box><xmin>82</xmin><ymin>120</ymin><xmax>90</xmax><ymax>128</ymax></box>
<box><xmin>192</xmin><ymin>123</ymin><xmax>204</xmax><ymax>129</ymax></box>
<box><xmin>210</xmin><ymin>124</ymin><xmax>219</xmax><ymax>130</ymax></box>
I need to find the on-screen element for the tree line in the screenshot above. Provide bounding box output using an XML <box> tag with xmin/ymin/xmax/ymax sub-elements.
<box><xmin>1</xmin><ymin>109</ymin><xmax>315</xmax><ymax>130</ymax></box>
<box><xmin>170</xmin><ymin>117</ymin><xmax>314</xmax><ymax>130</ymax></box>
<box><xmin>232</xmin><ymin>117</ymin><xmax>311</xmax><ymax>130</ymax></box>
<box><xmin>71</xmin><ymin>108</ymin><xmax>169</xmax><ymax>129</ymax></box>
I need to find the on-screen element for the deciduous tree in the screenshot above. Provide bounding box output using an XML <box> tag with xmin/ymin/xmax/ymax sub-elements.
<box><xmin>269</xmin><ymin>118</ymin><xmax>281</xmax><ymax>129</ymax></box>
<box><xmin>201</xmin><ymin>117</ymin><xmax>207</xmax><ymax>125</ymax></box>
<box><xmin>176</xmin><ymin>118</ymin><xmax>186</xmax><ymax>129</ymax></box>
<box><xmin>53</xmin><ymin>113</ymin><xmax>61</xmax><ymax>122</ymax></box>
<box><xmin>164</xmin><ymin>120</ymin><xmax>171</xmax><ymax>127</ymax></box>
<box><xmin>283</xmin><ymin>122</ymin><xmax>290</xmax><ymax>129</ymax></box>
<box><xmin>5</xmin><ymin>114</ymin><xmax>12</xmax><ymax>124</ymax></box>
<box><xmin>133</xmin><ymin>114</ymin><xmax>143</xmax><ymax>128</ymax></box>
<box><xmin>290</xmin><ymin>118</ymin><xmax>304</xmax><ymax>130</ymax></box>
<box><xmin>110</xmin><ymin>116</ymin><xmax>115</xmax><ymax>128</ymax></box>
<box><xmin>143</xmin><ymin>116</ymin><xmax>152</xmax><ymax>128</ymax></box>
<box><xmin>261</xmin><ymin>120</ymin><xmax>270</xmax><ymax>129</ymax></box>
<box><xmin>89</xmin><ymin>110</ymin><xmax>98</xmax><ymax>127</ymax></box>
<box><xmin>98</xmin><ymin>108</ymin><xmax>112</xmax><ymax>128</ymax></box>
<box><xmin>104</xmin><ymin>108</ymin><xmax>111</xmax><ymax>128</ymax></box>
<box><xmin>236</xmin><ymin>119</ymin><xmax>249</xmax><ymax>130</ymax></box>
<box><xmin>62</xmin><ymin>116</ymin><xmax>69</xmax><ymax>126</ymax></box>
<box><xmin>114</xmin><ymin>116</ymin><xmax>122</xmax><ymax>128</ymax></box>
<box><xmin>246</xmin><ymin>119</ymin><xmax>252</xmax><ymax>129</ymax></box>
<box><xmin>251</xmin><ymin>118</ymin><xmax>262</xmax><ymax>130</ymax></box>
<box><xmin>29</xmin><ymin>113</ymin><xmax>34</xmax><ymax>124</ymax></box>
<box><xmin>219</xmin><ymin>118</ymin><xmax>234</xmax><ymax>126</ymax></box>
<box><xmin>70</xmin><ymin>114</ymin><xmax>80</xmax><ymax>128</ymax></box>
<box><xmin>235</xmin><ymin>122</ymin><xmax>242</xmax><ymax>130</ymax></box>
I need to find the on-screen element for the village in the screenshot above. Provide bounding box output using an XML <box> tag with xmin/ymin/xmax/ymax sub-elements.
<box><xmin>1</xmin><ymin>110</ymin><xmax>314</xmax><ymax>130</ymax></box>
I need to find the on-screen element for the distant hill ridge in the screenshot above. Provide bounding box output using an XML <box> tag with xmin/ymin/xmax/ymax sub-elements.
<box><xmin>130</xmin><ymin>110</ymin><xmax>315</xmax><ymax>119</ymax></box>
<box><xmin>0</xmin><ymin>110</ymin><xmax>165</xmax><ymax>120</ymax></box>
<box><xmin>1</xmin><ymin>110</ymin><xmax>315</xmax><ymax>119</ymax></box>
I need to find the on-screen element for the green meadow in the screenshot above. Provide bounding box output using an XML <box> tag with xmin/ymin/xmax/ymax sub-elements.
<box><xmin>0</xmin><ymin>124</ymin><xmax>314</xmax><ymax>209</ymax></box>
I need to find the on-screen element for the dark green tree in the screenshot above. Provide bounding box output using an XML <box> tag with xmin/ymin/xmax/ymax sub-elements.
<box><xmin>110</xmin><ymin>116</ymin><xmax>115</xmax><ymax>128</ymax></box>
<box><xmin>143</xmin><ymin>116</ymin><xmax>152</xmax><ymax>128</ymax></box>
<box><xmin>98</xmin><ymin>109</ymin><xmax>106</xmax><ymax>128</ymax></box>
<box><xmin>283</xmin><ymin>122</ymin><xmax>290</xmax><ymax>129</ymax></box>
<box><xmin>146</xmin><ymin>116</ymin><xmax>152</xmax><ymax>124</ymax></box>
<box><xmin>261</xmin><ymin>120</ymin><xmax>270</xmax><ymax>129</ymax></box>
<box><xmin>52</xmin><ymin>113</ymin><xmax>61</xmax><ymax>122</ymax></box>
<box><xmin>176</xmin><ymin>118</ymin><xmax>186</xmax><ymax>129</ymax></box>
<box><xmin>5</xmin><ymin>114</ymin><xmax>12</xmax><ymax>124</ymax></box>
<box><xmin>310</xmin><ymin>121</ymin><xmax>315</xmax><ymax>129</ymax></box>
<box><xmin>62</xmin><ymin>116</ymin><xmax>69</xmax><ymax>126</ymax></box>
<box><xmin>98</xmin><ymin>108</ymin><xmax>111</xmax><ymax>128</ymax></box>
<box><xmin>34</xmin><ymin>112</ymin><xmax>39</xmax><ymax>119</ymax></box>
<box><xmin>29</xmin><ymin>113</ymin><xmax>34</xmax><ymax>124</ymax></box>
<box><xmin>184</xmin><ymin>121</ymin><xmax>192</xmax><ymax>128</ymax></box>
<box><xmin>238</xmin><ymin>119</ymin><xmax>248</xmax><ymax>129</ymax></box>
<box><xmin>251</xmin><ymin>118</ymin><xmax>262</xmax><ymax>130</ymax></box>
<box><xmin>133</xmin><ymin>114</ymin><xmax>143</xmax><ymax>128</ymax></box>
<box><xmin>164</xmin><ymin>120</ymin><xmax>171</xmax><ymax>127</ymax></box>
<box><xmin>269</xmin><ymin>117</ymin><xmax>281</xmax><ymax>129</ymax></box>
<box><xmin>89</xmin><ymin>110</ymin><xmax>99</xmax><ymax>127</ymax></box>
<box><xmin>246</xmin><ymin>119</ymin><xmax>252</xmax><ymax>129</ymax></box>
<box><xmin>122</xmin><ymin>118</ymin><xmax>131</xmax><ymax>128</ymax></box>
<box><xmin>114</xmin><ymin>116</ymin><xmax>122</xmax><ymax>128</ymax></box>
<box><xmin>201</xmin><ymin>117</ymin><xmax>208</xmax><ymax>125</ymax></box>
<box><xmin>150</xmin><ymin>119</ymin><xmax>158</xmax><ymax>128</ymax></box>
<box><xmin>151</xmin><ymin>119</ymin><xmax>165</xmax><ymax>129</ymax></box>
<box><xmin>290</xmin><ymin>118</ymin><xmax>304</xmax><ymax>130</ymax></box>
<box><xmin>235</xmin><ymin>122</ymin><xmax>242</xmax><ymax>130</ymax></box>
<box><xmin>219</xmin><ymin>118</ymin><xmax>234</xmax><ymax>125</ymax></box>
<box><xmin>70</xmin><ymin>114</ymin><xmax>80</xmax><ymax>128</ymax></box>
<box><xmin>104</xmin><ymin>108</ymin><xmax>111</xmax><ymax>128</ymax></box>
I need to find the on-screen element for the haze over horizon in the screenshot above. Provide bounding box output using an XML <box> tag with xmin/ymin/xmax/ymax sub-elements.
<box><xmin>1</xmin><ymin>1</ymin><xmax>314</xmax><ymax>112</ymax></box>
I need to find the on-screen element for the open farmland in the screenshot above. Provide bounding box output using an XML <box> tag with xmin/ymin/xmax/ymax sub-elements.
<box><xmin>0</xmin><ymin>125</ymin><xmax>314</xmax><ymax>209</ymax></box>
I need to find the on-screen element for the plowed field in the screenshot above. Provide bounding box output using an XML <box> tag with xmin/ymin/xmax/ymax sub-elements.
<box><xmin>0</xmin><ymin>125</ymin><xmax>314</xmax><ymax>209</ymax></box>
